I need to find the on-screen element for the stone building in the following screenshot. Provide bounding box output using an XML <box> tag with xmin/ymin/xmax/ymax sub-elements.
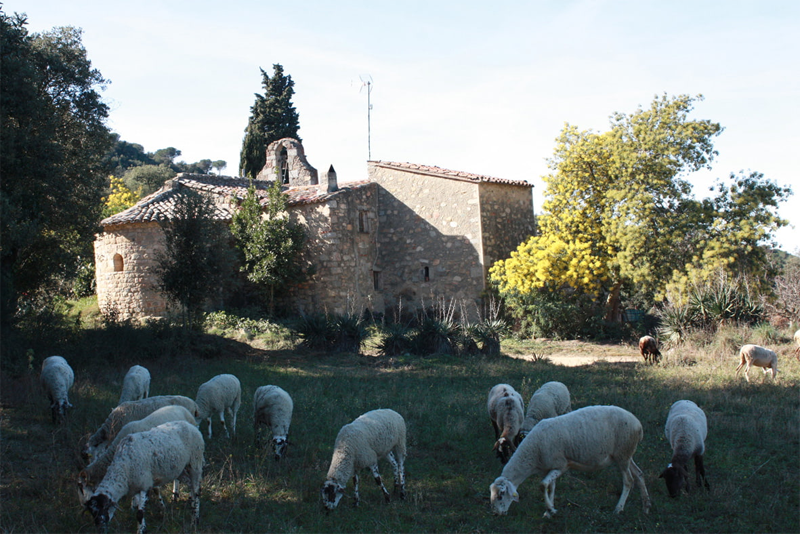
<box><xmin>94</xmin><ymin>138</ymin><xmax>535</xmax><ymax>321</ymax></box>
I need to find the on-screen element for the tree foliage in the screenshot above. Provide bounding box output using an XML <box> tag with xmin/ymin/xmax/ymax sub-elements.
<box><xmin>230</xmin><ymin>180</ymin><xmax>306</xmax><ymax>313</ymax></box>
<box><xmin>121</xmin><ymin>164</ymin><xmax>176</xmax><ymax>197</ymax></box>
<box><xmin>102</xmin><ymin>176</ymin><xmax>140</xmax><ymax>219</ymax></box>
<box><xmin>239</xmin><ymin>64</ymin><xmax>301</xmax><ymax>179</ymax></box>
<box><xmin>1</xmin><ymin>13</ymin><xmax>113</xmax><ymax>322</ymax></box>
<box><xmin>490</xmin><ymin>94</ymin><xmax>791</xmax><ymax>328</ymax></box>
<box><xmin>156</xmin><ymin>190</ymin><xmax>234</xmax><ymax>329</ymax></box>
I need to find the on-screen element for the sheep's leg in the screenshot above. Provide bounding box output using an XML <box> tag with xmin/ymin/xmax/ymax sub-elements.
<box><xmin>735</xmin><ymin>356</ymin><xmax>746</xmax><ymax>376</ymax></box>
<box><xmin>629</xmin><ymin>459</ymin><xmax>651</xmax><ymax>513</ymax></box>
<box><xmin>230</xmin><ymin>404</ymin><xmax>239</xmax><ymax>436</ymax></box>
<box><xmin>491</xmin><ymin>419</ymin><xmax>500</xmax><ymax>440</ymax></box>
<box><xmin>131</xmin><ymin>490</ymin><xmax>148</xmax><ymax>534</ymax></box>
<box><xmin>387</xmin><ymin>451</ymin><xmax>406</xmax><ymax>499</ymax></box>
<box><xmin>172</xmin><ymin>479</ymin><xmax>180</xmax><ymax>502</ymax></box>
<box><xmin>694</xmin><ymin>455</ymin><xmax>709</xmax><ymax>490</ymax></box>
<box><xmin>352</xmin><ymin>474</ymin><xmax>360</xmax><ymax>507</ymax></box>
<box><xmin>743</xmin><ymin>363</ymin><xmax>751</xmax><ymax>382</ymax></box>
<box><xmin>541</xmin><ymin>469</ymin><xmax>561</xmax><ymax>518</ymax></box>
<box><xmin>205</xmin><ymin>417</ymin><xmax>213</xmax><ymax>439</ymax></box>
<box><xmin>150</xmin><ymin>487</ymin><xmax>166</xmax><ymax>509</ymax></box>
<box><xmin>371</xmin><ymin>464</ymin><xmax>392</xmax><ymax>502</ymax></box>
<box><xmin>219</xmin><ymin>411</ymin><xmax>230</xmax><ymax>438</ymax></box>
<box><xmin>614</xmin><ymin>462</ymin><xmax>636</xmax><ymax>514</ymax></box>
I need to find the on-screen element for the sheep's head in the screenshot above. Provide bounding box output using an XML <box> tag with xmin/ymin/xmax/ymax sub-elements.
<box><xmin>50</xmin><ymin>400</ymin><xmax>71</xmax><ymax>424</ymax></box>
<box><xmin>490</xmin><ymin>476</ymin><xmax>519</xmax><ymax>515</ymax></box>
<box><xmin>493</xmin><ymin>437</ymin><xmax>516</xmax><ymax>464</ymax></box>
<box><xmin>272</xmin><ymin>436</ymin><xmax>289</xmax><ymax>461</ymax></box>
<box><xmin>321</xmin><ymin>480</ymin><xmax>345</xmax><ymax>510</ymax></box>
<box><xmin>659</xmin><ymin>462</ymin><xmax>689</xmax><ymax>498</ymax></box>
<box><xmin>84</xmin><ymin>493</ymin><xmax>116</xmax><ymax>529</ymax></box>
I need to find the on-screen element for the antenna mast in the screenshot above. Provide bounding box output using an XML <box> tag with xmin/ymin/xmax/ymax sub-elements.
<box><xmin>360</xmin><ymin>75</ymin><xmax>373</xmax><ymax>160</ymax></box>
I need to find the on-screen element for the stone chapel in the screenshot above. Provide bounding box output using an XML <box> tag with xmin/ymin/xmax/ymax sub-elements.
<box><xmin>94</xmin><ymin>138</ymin><xmax>535</xmax><ymax>320</ymax></box>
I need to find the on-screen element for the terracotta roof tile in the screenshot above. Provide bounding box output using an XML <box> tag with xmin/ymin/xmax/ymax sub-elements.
<box><xmin>100</xmin><ymin>174</ymin><xmax>373</xmax><ymax>228</ymax></box>
<box><xmin>370</xmin><ymin>161</ymin><xmax>533</xmax><ymax>187</ymax></box>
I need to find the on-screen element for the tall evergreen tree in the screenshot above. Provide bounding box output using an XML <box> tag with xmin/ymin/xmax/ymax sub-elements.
<box><xmin>1</xmin><ymin>14</ymin><xmax>113</xmax><ymax>322</ymax></box>
<box><xmin>239</xmin><ymin>64</ymin><xmax>301</xmax><ymax>178</ymax></box>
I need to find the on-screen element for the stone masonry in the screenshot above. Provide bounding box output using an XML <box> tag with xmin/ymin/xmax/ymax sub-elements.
<box><xmin>94</xmin><ymin>138</ymin><xmax>534</xmax><ymax>321</ymax></box>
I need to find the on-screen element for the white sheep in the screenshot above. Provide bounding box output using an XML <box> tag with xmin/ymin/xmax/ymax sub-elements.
<box><xmin>321</xmin><ymin>408</ymin><xmax>407</xmax><ymax>510</ymax></box>
<box><xmin>195</xmin><ymin>374</ymin><xmax>241</xmax><ymax>439</ymax></box>
<box><xmin>487</xmin><ymin>383</ymin><xmax>524</xmax><ymax>464</ymax></box>
<box><xmin>40</xmin><ymin>356</ymin><xmax>74</xmax><ymax>423</ymax></box>
<box><xmin>659</xmin><ymin>400</ymin><xmax>709</xmax><ymax>498</ymax></box>
<box><xmin>253</xmin><ymin>385</ymin><xmax>294</xmax><ymax>460</ymax></box>
<box><xmin>735</xmin><ymin>344</ymin><xmax>778</xmax><ymax>382</ymax></box>
<box><xmin>519</xmin><ymin>381</ymin><xmax>572</xmax><ymax>439</ymax></box>
<box><xmin>84</xmin><ymin>395</ymin><xmax>199</xmax><ymax>460</ymax></box>
<box><xmin>119</xmin><ymin>365</ymin><xmax>151</xmax><ymax>404</ymax></box>
<box><xmin>78</xmin><ymin>405</ymin><xmax>197</xmax><ymax>504</ymax></box>
<box><xmin>793</xmin><ymin>329</ymin><xmax>800</xmax><ymax>361</ymax></box>
<box><xmin>490</xmin><ymin>405</ymin><xmax>651</xmax><ymax>518</ymax></box>
<box><xmin>639</xmin><ymin>335</ymin><xmax>662</xmax><ymax>364</ymax></box>
<box><xmin>83</xmin><ymin>420</ymin><xmax>204</xmax><ymax>534</ymax></box>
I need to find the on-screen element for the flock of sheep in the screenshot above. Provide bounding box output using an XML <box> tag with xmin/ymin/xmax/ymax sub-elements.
<box><xmin>38</xmin><ymin>328</ymin><xmax>799</xmax><ymax>531</ymax></box>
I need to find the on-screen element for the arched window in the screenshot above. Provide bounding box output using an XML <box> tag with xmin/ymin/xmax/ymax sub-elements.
<box><xmin>113</xmin><ymin>254</ymin><xmax>124</xmax><ymax>272</ymax></box>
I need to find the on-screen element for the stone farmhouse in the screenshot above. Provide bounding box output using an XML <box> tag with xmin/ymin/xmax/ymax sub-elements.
<box><xmin>94</xmin><ymin>138</ymin><xmax>535</xmax><ymax>321</ymax></box>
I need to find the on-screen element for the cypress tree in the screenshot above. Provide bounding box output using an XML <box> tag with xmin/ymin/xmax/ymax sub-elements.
<box><xmin>239</xmin><ymin>64</ymin><xmax>301</xmax><ymax>178</ymax></box>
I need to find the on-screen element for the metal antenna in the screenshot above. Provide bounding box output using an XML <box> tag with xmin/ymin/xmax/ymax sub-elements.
<box><xmin>359</xmin><ymin>74</ymin><xmax>373</xmax><ymax>160</ymax></box>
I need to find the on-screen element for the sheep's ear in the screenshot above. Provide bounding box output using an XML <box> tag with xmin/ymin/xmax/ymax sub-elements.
<box><xmin>512</xmin><ymin>491</ymin><xmax>519</xmax><ymax>502</ymax></box>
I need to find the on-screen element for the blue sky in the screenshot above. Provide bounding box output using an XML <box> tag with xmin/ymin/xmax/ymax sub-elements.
<box><xmin>6</xmin><ymin>0</ymin><xmax>799</xmax><ymax>253</ymax></box>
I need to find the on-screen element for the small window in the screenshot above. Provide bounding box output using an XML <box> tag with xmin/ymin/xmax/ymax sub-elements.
<box><xmin>423</xmin><ymin>266</ymin><xmax>430</xmax><ymax>282</ymax></box>
<box><xmin>280</xmin><ymin>147</ymin><xmax>289</xmax><ymax>184</ymax></box>
<box><xmin>372</xmin><ymin>270</ymin><xmax>381</xmax><ymax>291</ymax></box>
<box><xmin>113</xmin><ymin>253</ymin><xmax>124</xmax><ymax>272</ymax></box>
<box><xmin>358</xmin><ymin>211</ymin><xmax>369</xmax><ymax>233</ymax></box>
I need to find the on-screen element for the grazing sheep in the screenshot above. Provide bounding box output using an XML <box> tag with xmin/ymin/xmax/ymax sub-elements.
<box><xmin>253</xmin><ymin>385</ymin><xmax>294</xmax><ymax>460</ymax></box>
<box><xmin>490</xmin><ymin>405</ymin><xmax>651</xmax><ymax>518</ymax></box>
<box><xmin>487</xmin><ymin>383</ymin><xmax>525</xmax><ymax>464</ymax></box>
<box><xmin>195</xmin><ymin>374</ymin><xmax>241</xmax><ymax>438</ymax></box>
<box><xmin>659</xmin><ymin>400</ymin><xmax>709</xmax><ymax>498</ymax></box>
<box><xmin>519</xmin><ymin>381</ymin><xmax>572</xmax><ymax>439</ymax></box>
<box><xmin>321</xmin><ymin>408</ymin><xmax>406</xmax><ymax>510</ymax></box>
<box><xmin>735</xmin><ymin>344</ymin><xmax>778</xmax><ymax>382</ymax></box>
<box><xmin>639</xmin><ymin>336</ymin><xmax>661</xmax><ymax>364</ymax></box>
<box><xmin>83</xmin><ymin>420</ymin><xmax>204</xmax><ymax>534</ymax></box>
<box><xmin>40</xmin><ymin>356</ymin><xmax>74</xmax><ymax>423</ymax></box>
<box><xmin>84</xmin><ymin>395</ymin><xmax>199</xmax><ymax>460</ymax></box>
<box><xmin>119</xmin><ymin>365</ymin><xmax>151</xmax><ymax>404</ymax></box>
<box><xmin>78</xmin><ymin>405</ymin><xmax>197</xmax><ymax>504</ymax></box>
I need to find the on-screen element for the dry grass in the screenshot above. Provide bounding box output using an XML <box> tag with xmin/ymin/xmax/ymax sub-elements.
<box><xmin>1</xmin><ymin>325</ymin><xmax>798</xmax><ymax>533</ymax></box>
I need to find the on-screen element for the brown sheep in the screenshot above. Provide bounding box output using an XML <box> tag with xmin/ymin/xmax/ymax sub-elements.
<box><xmin>639</xmin><ymin>336</ymin><xmax>661</xmax><ymax>364</ymax></box>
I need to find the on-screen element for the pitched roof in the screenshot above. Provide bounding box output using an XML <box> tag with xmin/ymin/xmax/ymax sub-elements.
<box><xmin>100</xmin><ymin>174</ymin><xmax>372</xmax><ymax>228</ymax></box>
<box><xmin>370</xmin><ymin>161</ymin><xmax>533</xmax><ymax>188</ymax></box>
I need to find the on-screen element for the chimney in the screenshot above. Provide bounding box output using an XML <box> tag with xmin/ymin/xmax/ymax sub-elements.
<box><xmin>325</xmin><ymin>165</ymin><xmax>338</xmax><ymax>193</ymax></box>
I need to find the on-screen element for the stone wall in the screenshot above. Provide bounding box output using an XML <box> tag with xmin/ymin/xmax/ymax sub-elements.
<box><xmin>368</xmin><ymin>163</ymin><xmax>485</xmax><ymax>316</ymax></box>
<box><xmin>478</xmin><ymin>182</ymin><xmax>536</xmax><ymax>274</ymax></box>
<box><xmin>286</xmin><ymin>183</ymin><xmax>382</xmax><ymax>316</ymax></box>
<box><xmin>94</xmin><ymin>222</ymin><xmax>169</xmax><ymax>320</ymax></box>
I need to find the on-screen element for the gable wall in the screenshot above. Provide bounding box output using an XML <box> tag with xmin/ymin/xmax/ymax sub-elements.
<box><xmin>478</xmin><ymin>182</ymin><xmax>536</xmax><ymax>275</ymax></box>
<box><xmin>368</xmin><ymin>163</ymin><xmax>485</xmax><ymax>316</ymax></box>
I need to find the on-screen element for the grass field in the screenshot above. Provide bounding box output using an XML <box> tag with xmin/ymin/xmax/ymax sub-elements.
<box><xmin>1</xmin><ymin>326</ymin><xmax>799</xmax><ymax>533</ymax></box>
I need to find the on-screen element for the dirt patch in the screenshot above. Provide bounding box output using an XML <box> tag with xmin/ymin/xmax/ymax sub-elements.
<box><xmin>508</xmin><ymin>352</ymin><xmax>641</xmax><ymax>367</ymax></box>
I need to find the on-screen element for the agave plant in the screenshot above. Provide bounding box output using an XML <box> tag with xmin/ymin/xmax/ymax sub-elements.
<box><xmin>377</xmin><ymin>322</ymin><xmax>414</xmax><ymax>357</ymax></box>
<box><xmin>332</xmin><ymin>313</ymin><xmax>368</xmax><ymax>354</ymax></box>
<box><xmin>656</xmin><ymin>303</ymin><xmax>695</xmax><ymax>345</ymax></box>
